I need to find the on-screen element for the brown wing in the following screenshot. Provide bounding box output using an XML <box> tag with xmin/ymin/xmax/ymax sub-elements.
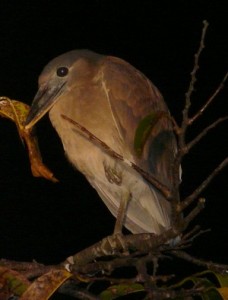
<box><xmin>100</xmin><ymin>56</ymin><xmax>176</xmax><ymax>187</ymax></box>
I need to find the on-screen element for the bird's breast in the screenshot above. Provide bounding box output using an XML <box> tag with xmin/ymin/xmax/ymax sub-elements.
<box><xmin>49</xmin><ymin>103</ymin><xmax>126</xmax><ymax>181</ymax></box>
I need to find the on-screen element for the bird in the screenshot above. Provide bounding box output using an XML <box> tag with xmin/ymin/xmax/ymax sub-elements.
<box><xmin>25</xmin><ymin>49</ymin><xmax>177</xmax><ymax>235</ymax></box>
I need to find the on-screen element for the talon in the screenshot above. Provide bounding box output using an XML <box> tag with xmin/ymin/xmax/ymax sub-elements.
<box><xmin>102</xmin><ymin>234</ymin><xmax>129</xmax><ymax>255</ymax></box>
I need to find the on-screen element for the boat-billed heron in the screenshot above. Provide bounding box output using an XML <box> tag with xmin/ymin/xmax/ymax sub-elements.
<box><xmin>25</xmin><ymin>50</ymin><xmax>176</xmax><ymax>235</ymax></box>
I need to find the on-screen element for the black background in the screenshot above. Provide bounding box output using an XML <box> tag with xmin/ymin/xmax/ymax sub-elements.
<box><xmin>0</xmin><ymin>0</ymin><xmax>227</xmax><ymax>276</ymax></box>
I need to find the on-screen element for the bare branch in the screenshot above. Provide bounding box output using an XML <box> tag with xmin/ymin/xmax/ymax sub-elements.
<box><xmin>169</xmin><ymin>115</ymin><xmax>181</xmax><ymax>135</ymax></box>
<box><xmin>181</xmin><ymin>225</ymin><xmax>201</xmax><ymax>241</ymax></box>
<box><xmin>171</xmin><ymin>250</ymin><xmax>228</xmax><ymax>274</ymax></box>
<box><xmin>182</xmin><ymin>20</ymin><xmax>209</xmax><ymax>127</ymax></box>
<box><xmin>181</xmin><ymin>158</ymin><xmax>228</xmax><ymax>210</ymax></box>
<box><xmin>64</xmin><ymin>233</ymin><xmax>159</xmax><ymax>269</ymax></box>
<box><xmin>178</xmin><ymin>226</ymin><xmax>211</xmax><ymax>249</ymax></box>
<box><xmin>131</xmin><ymin>163</ymin><xmax>172</xmax><ymax>199</ymax></box>
<box><xmin>184</xmin><ymin>198</ymin><xmax>205</xmax><ymax>224</ymax></box>
<box><xmin>171</xmin><ymin>22</ymin><xmax>210</xmax><ymax>196</ymax></box>
<box><xmin>0</xmin><ymin>258</ymin><xmax>58</xmax><ymax>279</ymax></box>
<box><xmin>187</xmin><ymin>116</ymin><xmax>228</xmax><ymax>151</ymax></box>
<box><xmin>59</xmin><ymin>282</ymin><xmax>100</xmax><ymax>300</ymax></box>
<box><xmin>189</xmin><ymin>71</ymin><xmax>228</xmax><ymax>125</ymax></box>
<box><xmin>61</xmin><ymin>114</ymin><xmax>172</xmax><ymax>199</ymax></box>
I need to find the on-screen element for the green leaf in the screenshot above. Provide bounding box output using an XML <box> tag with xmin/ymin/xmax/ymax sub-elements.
<box><xmin>189</xmin><ymin>270</ymin><xmax>228</xmax><ymax>288</ymax></box>
<box><xmin>213</xmin><ymin>273</ymin><xmax>228</xmax><ymax>288</ymax></box>
<box><xmin>170</xmin><ymin>274</ymin><xmax>223</xmax><ymax>300</ymax></box>
<box><xmin>198</xmin><ymin>279</ymin><xmax>223</xmax><ymax>300</ymax></box>
<box><xmin>182</xmin><ymin>277</ymin><xmax>220</xmax><ymax>300</ymax></box>
<box><xmin>100</xmin><ymin>283</ymin><xmax>144</xmax><ymax>300</ymax></box>
<box><xmin>134</xmin><ymin>111</ymin><xmax>168</xmax><ymax>157</ymax></box>
<box><xmin>0</xmin><ymin>266</ymin><xmax>30</xmax><ymax>296</ymax></box>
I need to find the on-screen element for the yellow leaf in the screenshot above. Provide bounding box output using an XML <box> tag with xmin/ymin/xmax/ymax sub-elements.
<box><xmin>0</xmin><ymin>96</ymin><xmax>58</xmax><ymax>182</ymax></box>
<box><xmin>0</xmin><ymin>97</ymin><xmax>30</xmax><ymax>128</ymax></box>
<box><xmin>218</xmin><ymin>287</ymin><xmax>228</xmax><ymax>300</ymax></box>
<box><xmin>20</xmin><ymin>269</ymin><xmax>72</xmax><ymax>300</ymax></box>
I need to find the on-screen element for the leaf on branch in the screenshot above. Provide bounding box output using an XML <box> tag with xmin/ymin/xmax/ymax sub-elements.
<box><xmin>0</xmin><ymin>266</ymin><xmax>30</xmax><ymax>297</ymax></box>
<box><xmin>100</xmin><ymin>283</ymin><xmax>144</xmax><ymax>300</ymax></box>
<box><xmin>189</xmin><ymin>278</ymin><xmax>223</xmax><ymax>300</ymax></box>
<box><xmin>0</xmin><ymin>97</ymin><xmax>29</xmax><ymax>131</ymax></box>
<box><xmin>0</xmin><ymin>96</ymin><xmax>58</xmax><ymax>182</ymax></box>
<box><xmin>134</xmin><ymin>111</ymin><xmax>169</xmax><ymax>157</ymax></box>
<box><xmin>215</xmin><ymin>273</ymin><xmax>228</xmax><ymax>288</ymax></box>
<box><xmin>218</xmin><ymin>287</ymin><xmax>228</xmax><ymax>300</ymax></box>
<box><xmin>200</xmin><ymin>271</ymin><xmax>228</xmax><ymax>299</ymax></box>
<box><xmin>170</xmin><ymin>270</ymin><xmax>228</xmax><ymax>300</ymax></box>
<box><xmin>20</xmin><ymin>269</ymin><xmax>72</xmax><ymax>300</ymax></box>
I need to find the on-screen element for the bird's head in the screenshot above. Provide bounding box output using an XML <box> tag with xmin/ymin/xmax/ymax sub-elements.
<box><xmin>25</xmin><ymin>50</ymin><xmax>102</xmax><ymax>129</ymax></box>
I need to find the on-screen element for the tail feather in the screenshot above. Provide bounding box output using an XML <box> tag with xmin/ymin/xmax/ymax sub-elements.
<box><xmin>92</xmin><ymin>178</ymin><xmax>171</xmax><ymax>234</ymax></box>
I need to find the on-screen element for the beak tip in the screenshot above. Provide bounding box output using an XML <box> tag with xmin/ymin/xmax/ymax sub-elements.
<box><xmin>25</xmin><ymin>80</ymin><xmax>65</xmax><ymax>129</ymax></box>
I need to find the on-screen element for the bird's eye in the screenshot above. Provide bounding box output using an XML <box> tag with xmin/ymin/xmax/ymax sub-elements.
<box><xmin>57</xmin><ymin>66</ymin><xmax>69</xmax><ymax>77</ymax></box>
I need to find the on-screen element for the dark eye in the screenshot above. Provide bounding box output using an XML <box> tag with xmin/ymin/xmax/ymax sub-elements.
<box><xmin>57</xmin><ymin>66</ymin><xmax>69</xmax><ymax>77</ymax></box>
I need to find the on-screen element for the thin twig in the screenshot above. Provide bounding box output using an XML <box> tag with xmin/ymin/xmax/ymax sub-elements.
<box><xmin>168</xmin><ymin>115</ymin><xmax>181</xmax><ymax>135</ymax></box>
<box><xmin>187</xmin><ymin>116</ymin><xmax>228</xmax><ymax>151</ymax></box>
<box><xmin>131</xmin><ymin>163</ymin><xmax>171</xmax><ymax>199</ymax></box>
<box><xmin>172</xmin><ymin>21</ymin><xmax>209</xmax><ymax>188</ymax></box>
<box><xmin>171</xmin><ymin>250</ymin><xmax>228</xmax><ymax>274</ymax></box>
<box><xmin>172</xmin><ymin>226</ymin><xmax>210</xmax><ymax>250</ymax></box>
<box><xmin>183</xmin><ymin>20</ymin><xmax>209</xmax><ymax>126</ymax></box>
<box><xmin>181</xmin><ymin>158</ymin><xmax>228</xmax><ymax>210</ymax></box>
<box><xmin>0</xmin><ymin>258</ymin><xmax>58</xmax><ymax>279</ymax></box>
<box><xmin>61</xmin><ymin>114</ymin><xmax>172</xmax><ymax>199</ymax></box>
<box><xmin>181</xmin><ymin>226</ymin><xmax>210</xmax><ymax>245</ymax></box>
<box><xmin>184</xmin><ymin>198</ymin><xmax>205</xmax><ymax>225</ymax></box>
<box><xmin>59</xmin><ymin>281</ymin><xmax>100</xmax><ymax>300</ymax></box>
<box><xmin>83</xmin><ymin>273</ymin><xmax>174</xmax><ymax>285</ymax></box>
<box><xmin>189</xmin><ymin>71</ymin><xmax>228</xmax><ymax>125</ymax></box>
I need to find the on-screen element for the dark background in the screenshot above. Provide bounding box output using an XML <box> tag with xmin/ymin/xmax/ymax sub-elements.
<box><xmin>0</xmin><ymin>0</ymin><xmax>227</xmax><ymax>275</ymax></box>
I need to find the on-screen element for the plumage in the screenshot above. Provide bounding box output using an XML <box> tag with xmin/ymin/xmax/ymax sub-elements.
<box><xmin>25</xmin><ymin>50</ymin><xmax>176</xmax><ymax>234</ymax></box>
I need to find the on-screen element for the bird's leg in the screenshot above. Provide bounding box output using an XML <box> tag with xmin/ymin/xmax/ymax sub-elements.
<box><xmin>114</xmin><ymin>191</ymin><xmax>131</xmax><ymax>234</ymax></box>
<box><xmin>102</xmin><ymin>192</ymin><xmax>131</xmax><ymax>256</ymax></box>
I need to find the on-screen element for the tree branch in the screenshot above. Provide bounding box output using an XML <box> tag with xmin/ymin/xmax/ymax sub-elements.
<box><xmin>171</xmin><ymin>21</ymin><xmax>209</xmax><ymax>190</ymax></box>
<box><xmin>0</xmin><ymin>258</ymin><xmax>58</xmax><ymax>279</ymax></box>
<box><xmin>184</xmin><ymin>198</ymin><xmax>205</xmax><ymax>225</ymax></box>
<box><xmin>182</xmin><ymin>20</ymin><xmax>209</xmax><ymax>129</ymax></box>
<box><xmin>181</xmin><ymin>158</ymin><xmax>228</xmax><ymax>210</ymax></box>
<box><xmin>63</xmin><ymin>230</ymin><xmax>178</xmax><ymax>272</ymax></box>
<box><xmin>171</xmin><ymin>250</ymin><xmax>228</xmax><ymax>274</ymax></box>
<box><xmin>187</xmin><ymin>116</ymin><xmax>228</xmax><ymax>151</ymax></box>
<box><xmin>59</xmin><ymin>282</ymin><xmax>100</xmax><ymax>300</ymax></box>
<box><xmin>189</xmin><ymin>71</ymin><xmax>228</xmax><ymax>125</ymax></box>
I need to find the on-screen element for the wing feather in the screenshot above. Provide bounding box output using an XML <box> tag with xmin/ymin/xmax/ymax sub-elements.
<box><xmin>100</xmin><ymin>56</ymin><xmax>176</xmax><ymax>187</ymax></box>
<box><xmin>89</xmin><ymin>55</ymin><xmax>177</xmax><ymax>233</ymax></box>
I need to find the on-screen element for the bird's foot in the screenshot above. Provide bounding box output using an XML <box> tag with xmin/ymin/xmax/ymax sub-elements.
<box><xmin>101</xmin><ymin>233</ymin><xmax>129</xmax><ymax>256</ymax></box>
<box><xmin>113</xmin><ymin>191</ymin><xmax>131</xmax><ymax>234</ymax></box>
